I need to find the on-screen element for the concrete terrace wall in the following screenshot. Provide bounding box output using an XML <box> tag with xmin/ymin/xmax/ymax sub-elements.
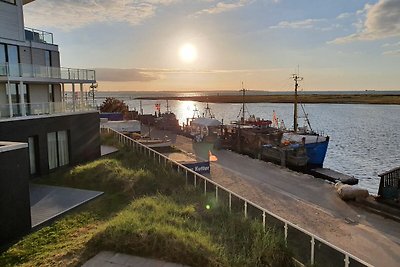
<box><xmin>0</xmin><ymin>143</ymin><xmax>31</xmax><ymax>243</ymax></box>
<box><xmin>28</xmin><ymin>84</ymin><xmax>48</xmax><ymax>103</ymax></box>
<box><xmin>0</xmin><ymin>112</ymin><xmax>101</xmax><ymax>175</ymax></box>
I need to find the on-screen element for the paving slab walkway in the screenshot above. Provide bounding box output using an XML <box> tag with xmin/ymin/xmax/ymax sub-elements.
<box><xmin>101</xmin><ymin>145</ymin><xmax>119</xmax><ymax>156</ymax></box>
<box><xmin>83</xmin><ymin>251</ymin><xmax>190</xmax><ymax>267</ymax></box>
<box><xmin>30</xmin><ymin>184</ymin><xmax>103</xmax><ymax>227</ymax></box>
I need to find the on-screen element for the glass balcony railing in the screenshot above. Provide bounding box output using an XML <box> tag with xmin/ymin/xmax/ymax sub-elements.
<box><xmin>0</xmin><ymin>101</ymin><xmax>96</xmax><ymax>119</ymax></box>
<box><xmin>0</xmin><ymin>63</ymin><xmax>96</xmax><ymax>82</ymax></box>
<box><xmin>24</xmin><ymin>27</ymin><xmax>54</xmax><ymax>44</ymax></box>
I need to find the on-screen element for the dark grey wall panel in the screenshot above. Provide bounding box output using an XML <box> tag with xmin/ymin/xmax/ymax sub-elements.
<box><xmin>0</xmin><ymin>112</ymin><xmax>100</xmax><ymax>175</ymax></box>
<box><xmin>0</xmin><ymin>147</ymin><xmax>31</xmax><ymax>243</ymax></box>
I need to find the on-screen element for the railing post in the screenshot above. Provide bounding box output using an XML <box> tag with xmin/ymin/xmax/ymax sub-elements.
<box><xmin>185</xmin><ymin>169</ymin><xmax>188</xmax><ymax>186</ymax></box>
<box><xmin>262</xmin><ymin>211</ymin><xmax>266</xmax><ymax>231</ymax></box>
<box><xmin>228</xmin><ymin>193</ymin><xmax>232</xmax><ymax>212</ymax></box>
<box><xmin>215</xmin><ymin>186</ymin><xmax>218</xmax><ymax>201</ymax></box>
<box><xmin>344</xmin><ymin>254</ymin><xmax>350</xmax><ymax>267</ymax></box>
<box><xmin>244</xmin><ymin>201</ymin><xmax>247</xmax><ymax>218</ymax></box>
<box><xmin>204</xmin><ymin>180</ymin><xmax>207</xmax><ymax>195</ymax></box>
<box><xmin>194</xmin><ymin>174</ymin><xmax>197</xmax><ymax>187</ymax></box>
<box><xmin>310</xmin><ymin>236</ymin><xmax>315</xmax><ymax>265</ymax></box>
<box><xmin>284</xmin><ymin>223</ymin><xmax>288</xmax><ymax>245</ymax></box>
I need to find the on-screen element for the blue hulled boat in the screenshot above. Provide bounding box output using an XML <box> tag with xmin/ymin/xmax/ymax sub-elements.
<box><xmin>286</xmin><ymin>74</ymin><xmax>330</xmax><ymax>168</ymax></box>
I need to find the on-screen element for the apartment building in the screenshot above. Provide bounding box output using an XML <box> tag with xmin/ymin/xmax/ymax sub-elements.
<box><xmin>0</xmin><ymin>0</ymin><xmax>101</xmax><ymax>242</ymax></box>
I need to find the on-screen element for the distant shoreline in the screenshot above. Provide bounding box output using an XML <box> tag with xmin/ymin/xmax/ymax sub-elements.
<box><xmin>135</xmin><ymin>94</ymin><xmax>400</xmax><ymax>105</ymax></box>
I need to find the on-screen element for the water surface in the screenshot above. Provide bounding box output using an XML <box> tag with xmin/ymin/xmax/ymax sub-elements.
<box><xmin>101</xmin><ymin>95</ymin><xmax>399</xmax><ymax>194</ymax></box>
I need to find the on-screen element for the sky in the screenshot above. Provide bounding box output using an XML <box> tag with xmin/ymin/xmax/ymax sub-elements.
<box><xmin>23</xmin><ymin>0</ymin><xmax>400</xmax><ymax>92</ymax></box>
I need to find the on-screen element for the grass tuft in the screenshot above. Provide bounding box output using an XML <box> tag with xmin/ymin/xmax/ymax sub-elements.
<box><xmin>0</xmin><ymin>135</ymin><xmax>294</xmax><ymax>267</ymax></box>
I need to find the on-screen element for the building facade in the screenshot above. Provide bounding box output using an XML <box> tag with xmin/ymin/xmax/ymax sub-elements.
<box><xmin>0</xmin><ymin>0</ymin><xmax>100</xmax><ymax>177</ymax></box>
<box><xmin>1</xmin><ymin>0</ymin><xmax>101</xmax><ymax>243</ymax></box>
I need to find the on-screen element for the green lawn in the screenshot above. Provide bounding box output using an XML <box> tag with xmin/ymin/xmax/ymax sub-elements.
<box><xmin>0</xmin><ymin>134</ymin><xmax>294</xmax><ymax>267</ymax></box>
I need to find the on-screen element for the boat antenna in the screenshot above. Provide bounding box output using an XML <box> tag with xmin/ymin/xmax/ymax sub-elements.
<box><xmin>292</xmin><ymin>74</ymin><xmax>303</xmax><ymax>132</ymax></box>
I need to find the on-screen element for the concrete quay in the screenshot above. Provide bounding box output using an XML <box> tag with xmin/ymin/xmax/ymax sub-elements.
<box><xmin>147</xmin><ymin>127</ymin><xmax>400</xmax><ymax>267</ymax></box>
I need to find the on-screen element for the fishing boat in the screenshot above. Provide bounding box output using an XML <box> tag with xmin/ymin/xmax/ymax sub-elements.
<box><xmin>154</xmin><ymin>100</ymin><xmax>181</xmax><ymax>132</ymax></box>
<box><xmin>286</xmin><ymin>74</ymin><xmax>329</xmax><ymax>168</ymax></box>
<box><xmin>184</xmin><ymin>103</ymin><xmax>222</xmax><ymax>142</ymax></box>
<box><xmin>218</xmin><ymin>75</ymin><xmax>329</xmax><ymax>169</ymax></box>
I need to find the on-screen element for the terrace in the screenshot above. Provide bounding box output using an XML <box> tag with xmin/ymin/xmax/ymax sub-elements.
<box><xmin>0</xmin><ymin>62</ymin><xmax>96</xmax><ymax>84</ymax></box>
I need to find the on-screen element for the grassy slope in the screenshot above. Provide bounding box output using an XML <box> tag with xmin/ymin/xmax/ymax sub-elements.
<box><xmin>0</xmin><ymin>134</ymin><xmax>293</xmax><ymax>267</ymax></box>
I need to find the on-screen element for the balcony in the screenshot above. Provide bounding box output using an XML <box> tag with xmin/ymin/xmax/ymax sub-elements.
<box><xmin>0</xmin><ymin>101</ymin><xmax>96</xmax><ymax>120</ymax></box>
<box><xmin>0</xmin><ymin>63</ymin><xmax>96</xmax><ymax>83</ymax></box>
<box><xmin>25</xmin><ymin>27</ymin><xmax>54</xmax><ymax>45</ymax></box>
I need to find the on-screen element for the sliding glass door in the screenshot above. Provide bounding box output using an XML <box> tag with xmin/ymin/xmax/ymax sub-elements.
<box><xmin>47</xmin><ymin>130</ymin><xmax>69</xmax><ymax>170</ymax></box>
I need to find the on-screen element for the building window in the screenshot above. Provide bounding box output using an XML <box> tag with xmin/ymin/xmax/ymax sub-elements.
<box><xmin>7</xmin><ymin>45</ymin><xmax>19</xmax><ymax>77</ymax></box>
<box><xmin>5</xmin><ymin>83</ymin><xmax>29</xmax><ymax>116</ymax></box>
<box><xmin>57</xmin><ymin>131</ymin><xmax>69</xmax><ymax>166</ymax></box>
<box><xmin>48</xmin><ymin>84</ymin><xmax>54</xmax><ymax>102</ymax></box>
<box><xmin>0</xmin><ymin>44</ymin><xmax>6</xmax><ymax>75</ymax></box>
<box><xmin>47</xmin><ymin>130</ymin><xmax>69</xmax><ymax>170</ymax></box>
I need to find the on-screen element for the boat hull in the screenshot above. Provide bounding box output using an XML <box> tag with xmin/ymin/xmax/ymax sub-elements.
<box><xmin>305</xmin><ymin>138</ymin><xmax>329</xmax><ymax>168</ymax></box>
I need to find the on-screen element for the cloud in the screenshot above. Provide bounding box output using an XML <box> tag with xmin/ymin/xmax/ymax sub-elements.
<box><xmin>95</xmin><ymin>67</ymin><xmax>284</xmax><ymax>81</ymax></box>
<box><xmin>193</xmin><ymin>0</ymin><xmax>251</xmax><ymax>17</ymax></box>
<box><xmin>336</xmin><ymin>12</ymin><xmax>352</xmax><ymax>20</ymax></box>
<box><xmin>24</xmin><ymin>0</ymin><xmax>180</xmax><ymax>30</ymax></box>
<box><xmin>96</xmin><ymin>68</ymin><xmax>160</xmax><ymax>82</ymax></box>
<box><xmin>382</xmin><ymin>41</ymin><xmax>400</xmax><ymax>47</ymax></box>
<box><xmin>331</xmin><ymin>0</ymin><xmax>400</xmax><ymax>44</ymax></box>
<box><xmin>383</xmin><ymin>49</ymin><xmax>400</xmax><ymax>56</ymax></box>
<box><xmin>270</xmin><ymin>19</ymin><xmax>325</xmax><ymax>29</ymax></box>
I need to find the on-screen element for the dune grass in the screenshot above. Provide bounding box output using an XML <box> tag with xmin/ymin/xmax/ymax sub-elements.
<box><xmin>0</xmin><ymin>134</ymin><xmax>294</xmax><ymax>267</ymax></box>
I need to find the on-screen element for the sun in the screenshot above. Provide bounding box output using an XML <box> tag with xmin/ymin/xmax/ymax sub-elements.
<box><xmin>179</xmin><ymin>43</ymin><xmax>198</xmax><ymax>63</ymax></box>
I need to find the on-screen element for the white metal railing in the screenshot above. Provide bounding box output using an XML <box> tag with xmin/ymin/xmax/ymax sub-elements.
<box><xmin>101</xmin><ymin>127</ymin><xmax>373</xmax><ymax>267</ymax></box>
<box><xmin>0</xmin><ymin>101</ymin><xmax>95</xmax><ymax>119</ymax></box>
<box><xmin>0</xmin><ymin>63</ymin><xmax>96</xmax><ymax>81</ymax></box>
<box><xmin>25</xmin><ymin>27</ymin><xmax>54</xmax><ymax>44</ymax></box>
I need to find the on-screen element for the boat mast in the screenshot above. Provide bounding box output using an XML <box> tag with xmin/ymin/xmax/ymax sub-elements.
<box><xmin>166</xmin><ymin>100</ymin><xmax>170</xmax><ymax>113</ymax></box>
<box><xmin>240</xmin><ymin>82</ymin><xmax>246</xmax><ymax>124</ymax></box>
<box><xmin>204</xmin><ymin>102</ymin><xmax>214</xmax><ymax>118</ymax></box>
<box><xmin>292</xmin><ymin>74</ymin><xmax>303</xmax><ymax>132</ymax></box>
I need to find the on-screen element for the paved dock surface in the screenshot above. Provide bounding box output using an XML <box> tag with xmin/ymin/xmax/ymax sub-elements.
<box><xmin>30</xmin><ymin>184</ymin><xmax>103</xmax><ymax>227</ymax></box>
<box><xmin>145</xmin><ymin>126</ymin><xmax>400</xmax><ymax>267</ymax></box>
<box><xmin>83</xmin><ymin>251</ymin><xmax>190</xmax><ymax>267</ymax></box>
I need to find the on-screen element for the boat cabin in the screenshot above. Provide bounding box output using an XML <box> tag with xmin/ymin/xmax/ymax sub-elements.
<box><xmin>378</xmin><ymin>167</ymin><xmax>400</xmax><ymax>201</ymax></box>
